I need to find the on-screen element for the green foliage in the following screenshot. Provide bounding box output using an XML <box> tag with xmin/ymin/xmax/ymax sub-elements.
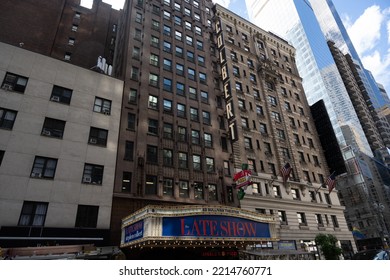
<box><xmin>315</xmin><ymin>234</ymin><xmax>343</xmax><ymax>260</ymax></box>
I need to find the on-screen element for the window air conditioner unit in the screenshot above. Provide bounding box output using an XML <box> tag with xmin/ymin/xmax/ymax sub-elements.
<box><xmin>51</xmin><ymin>96</ymin><xmax>60</xmax><ymax>102</ymax></box>
<box><xmin>83</xmin><ymin>176</ymin><xmax>92</xmax><ymax>183</ymax></box>
<box><xmin>102</xmin><ymin>108</ymin><xmax>110</xmax><ymax>115</ymax></box>
<box><xmin>42</xmin><ymin>129</ymin><xmax>51</xmax><ymax>136</ymax></box>
<box><xmin>2</xmin><ymin>84</ymin><xmax>14</xmax><ymax>91</ymax></box>
<box><xmin>89</xmin><ymin>138</ymin><xmax>97</xmax><ymax>144</ymax></box>
<box><xmin>31</xmin><ymin>172</ymin><xmax>42</xmax><ymax>178</ymax></box>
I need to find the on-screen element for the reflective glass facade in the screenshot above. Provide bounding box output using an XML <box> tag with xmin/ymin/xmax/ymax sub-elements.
<box><xmin>309</xmin><ymin>0</ymin><xmax>386</xmax><ymax>109</ymax></box>
<box><xmin>245</xmin><ymin>0</ymin><xmax>373</xmax><ymax>156</ymax></box>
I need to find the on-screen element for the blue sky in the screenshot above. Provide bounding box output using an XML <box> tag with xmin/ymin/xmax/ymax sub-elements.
<box><xmin>97</xmin><ymin>0</ymin><xmax>390</xmax><ymax>94</ymax></box>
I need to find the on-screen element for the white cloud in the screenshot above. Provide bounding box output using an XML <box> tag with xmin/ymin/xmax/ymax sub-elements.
<box><xmin>361</xmin><ymin>49</ymin><xmax>390</xmax><ymax>92</ymax></box>
<box><xmin>346</xmin><ymin>5</ymin><xmax>383</xmax><ymax>56</ymax></box>
<box><xmin>387</xmin><ymin>20</ymin><xmax>390</xmax><ymax>45</ymax></box>
<box><xmin>213</xmin><ymin>0</ymin><xmax>231</xmax><ymax>8</ymax></box>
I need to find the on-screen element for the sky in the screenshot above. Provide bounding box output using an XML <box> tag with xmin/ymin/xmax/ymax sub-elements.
<box><xmin>96</xmin><ymin>0</ymin><xmax>390</xmax><ymax>95</ymax></box>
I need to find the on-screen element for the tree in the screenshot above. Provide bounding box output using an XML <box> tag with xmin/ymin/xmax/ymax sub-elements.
<box><xmin>315</xmin><ymin>233</ymin><xmax>343</xmax><ymax>260</ymax></box>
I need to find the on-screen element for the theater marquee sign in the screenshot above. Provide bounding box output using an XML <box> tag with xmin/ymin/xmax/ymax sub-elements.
<box><xmin>121</xmin><ymin>205</ymin><xmax>277</xmax><ymax>249</ymax></box>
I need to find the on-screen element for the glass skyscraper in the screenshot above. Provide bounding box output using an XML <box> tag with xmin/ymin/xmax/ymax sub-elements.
<box><xmin>309</xmin><ymin>0</ymin><xmax>386</xmax><ymax>109</ymax></box>
<box><xmin>245</xmin><ymin>0</ymin><xmax>373</xmax><ymax>156</ymax></box>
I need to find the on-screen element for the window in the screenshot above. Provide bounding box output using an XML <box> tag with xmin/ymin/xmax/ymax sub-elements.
<box><xmin>152</xmin><ymin>5</ymin><xmax>160</xmax><ymax>14</ymax></box>
<box><xmin>132</xmin><ymin>47</ymin><xmax>140</xmax><ymax>60</ymax></box>
<box><xmin>163</xmin><ymin>41</ymin><xmax>171</xmax><ymax>53</ymax></box>
<box><xmin>41</xmin><ymin>117</ymin><xmax>65</xmax><ymax>139</ymax></box>
<box><xmin>206</xmin><ymin>157</ymin><xmax>215</xmax><ymax>173</ymax></box>
<box><xmin>193</xmin><ymin>1</ymin><xmax>199</xmax><ymax>8</ymax></box>
<box><xmin>176</xmin><ymin>63</ymin><xmax>184</xmax><ymax>75</ymax></box>
<box><xmin>278</xmin><ymin>210</ymin><xmax>288</xmax><ymax>225</ymax></box>
<box><xmin>315</xmin><ymin>214</ymin><xmax>323</xmax><ymax>226</ymax></box>
<box><xmin>145</xmin><ymin>175</ymin><xmax>157</xmax><ymax>195</ymax></box>
<box><xmin>199</xmin><ymin>72</ymin><xmax>206</xmax><ymax>83</ymax></box>
<box><xmin>148</xmin><ymin>95</ymin><xmax>158</xmax><ymax>110</ymax></box>
<box><xmin>203</xmin><ymin>111</ymin><xmax>210</xmax><ymax>125</ymax></box>
<box><xmin>281</xmin><ymin>147</ymin><xmax>290</xmax><ymax>159</ymax></box>
<box><xmin>199</xmin><ymin>91</ymin><xmax>209</xmax><ymax>104</ymax></box>
<box><xmin>129</xmin><ymin>88</ymin><xmax>137</xmax><ymax>104</ymax></box>
<box><xmin>187</xmin><ymin>51</ymin><xmax>194</xmax><ymax>62</ymax></box>
<box><xmin>177</xmin><ymin>103</ymin><xmax>186</xmax><ymax>118</ymax></box>
<box><xmin>244</xmin><ymin>137</ymin><xmax>252</xmax><ymax>150</ymax></box>
<box><xmin>331</xmin><ymin>215</ymin><xmax>339</xmax><ymax>228</ymax></box>
<box><xmin>175</xmin><ymin>46</ymin><xmax>183</xmax><ymax>57</ymax></box>
<box><xmin>184</xmin><ymin>7</ymin><xmax>191</xmax><ymax>16</ymax></box>
<box><xmin>193</xmin><ymin>155</ymin><xmax>201</xmax><ymax>171</ymax></box>
<box><xmin>273</xmin><ymin>185</ymin><xmax>281</xmax><ymax>198</ymax></box>
<box><xmin>163</xmin><ymin>178</ymin><xmax>174</xmax><ymax>196</ymax></box>
<box><xmin>268</xmin><ymin>95</ymin><xmax>277</xmax><ymax>106</ymax></box>
<box><xmin>150</xmin><ymin>53</ymin><xmax>159</xmax><ymax>66</ymax></box>
<box><xmin>235</xmin><ymin>82</ymin><xmax>242</xmax><ymax>92</ymax></box>
<box><xmin>163</xmin><ymin>78</ymin><xmax>172</xmax><ymax>92</ymax></box>
<box><xmin>204</xmin><ymin>133</ymin><xmax>212</xmax><ymax>148</ymax></box>
<box><xmin>88</xmin><ymin>127</ymin><xmax>108</xmax><ymax>146</ymax></box>
<box><xmin>191</xmin><ymin>130</ymin><xmax>200</xmax><ymax>145</ymax></box>
<box><xmin>221</xmin><ymin>136</ymin><xmax>228</xmax><ymax>151</ymax></box>
<box><xmin>188</xmin><ymin>68</ymin><xmax>196</xmax><ymax>80</ymax></box>
<box><xmin>18</xmin><ymin>201</ymin><xmax>48</xmax><ymax>226</ymax></box>
<box><xmin>223</xmin><ymin>161</ymin><xmax>230</xmax><ymax>176</ymax></box>
<box><xmin>190</xmin><ymin>107</ymin><xmax>199</xmax><ymax>121</ymax></box>
<box><xmin>198</xmin><ymin>55</ymin><xmax>205</xmax><ymax>66</ymax></box>
<box><xmin>277</xmin><ymin>129</ymin><xmax>285</xmax><ymax>140</ymax></box>
<box><xmin>2</xmin><ymin>72</ymin><xmax>28</xmax><ymax>93</ymax></box>
<box><xmin>252</xmin><ymin>183</ymin><xmax>261</xmax><ymax>195</ymax></box>
<box><xmin>163</xmin><ymin>123</ymin><xmax>173</xmax><ymax>139</ymax></box>
<box><xmin>163</xmin><ymin>149</ymin><xmax>173</xmax><ymax>166</ymax></box>
<box><xmin>248</xmin><ymin>159</ymin><xmax>257</xmax><ymax>172</ymax></box>
<box><xmin>242</xmin><ymin>117</ymin><xmax>249</xmax><ymax>129</ymax></box>
<box><xmin>271</xmin><ymin>111</ymin><xmax>281</xmax><ymax>122</ymax></box>
<box><xmin>124</xmin><ymin>141</ymin><xmax>134</xmax><ymax>161</ymax></box>
<box><xmin>131</xmin><ymin>66</ymin><xmax>139</xmax><ymax>80</ymax></box>
<box><xmin>31</xmin><ymin>156</ymin><xmax>57</xmax><ymax>179</ymax></box>
<box><xmin>135</xmin><ymin>12</ymin><xmax>142</xmax><ymax>23</ymax></box>
<box><xmin>195</xmin><ymin>26</ymin><xmax>202</xmax><ymax>36</ymax></box>
<box><xmin>178</xmin><ymin>152</ymin><xmax>188</xmax><ymax>169</ymax></box>
<box><xmin>64</xmin><ymin>52</ymin><xmax>72</xmax><ymax>61</ymax></box>
<box><xmin>163</xmin><ymin>25</ymin><xmax>171</xmax><ymax>36</ymax></box>
<box><xmin>250</xmin><ymin>73</ymin><xmax>257</xmax><ymax>83</ymax></box>
<box><xmin>208</xmin><ymin>184</ymin><xmax>217</xmax><ymax>201</ymax></box>
<box><xmin>146</xmin><ymin>145</ymin><xmax>158</xmax><ymax>163</ymax></box>
<box><xmin>127</xmin><ymin>113</ymin><xmax>135</xmax><ymax>130</ymax></box>
<box><xmin>122</xmin><ymin>172</ymin><xmax>132</xmax><ymax>192</ymax></box>
<box><xmin>291</xmin><ymin>188</ymin><xmax>301</xmax><ymax>200</ymax></box>
<box><xmin>75</xmin><ymin>205</ymin><xmax>99</xmax><ymax>228</ymax></box>
<box><xmin>149</xmin><ymin>73</ymin><xmax>159</xmax><ymax>87</ymax></box>
<box><xmin>163</xmin><ymin>0</ymin><xmax>170</xmax><ymax>5</ymax></box>
<box><xmin>297</xmin><ymin>212</ymin><xmax>307</xmax><ymax>226</ymax></box>
<box><xmin>177</xmin><ymin>126</ymin><xmax>187</xmax><ymax>142</ymax></box>
<box><xmin>134</xmin><ymin>28</ymin><xmax>141</xmax><ymax>40</ymax></box>
<box><xmin>256</xmin><ymin>105</ymin><xmax>263</xmax><ymax>115</ymax></box>
<box><xmin>194</xmin><ymin>183</ymin><xmax>203</xmax><ymax>199</ymax></box>
<box><xmin>179</xmin><ymin>180</ymin><xmax>189</xmax><ymax>198</ymax></box>
<box><xmin>163</xmin><ymin>99</ymin><xmax>172</xmax><ymax>113</ymax></box>
<box><xmin>151</xmin><ymin>36</ymin><xmax>159</xmax><ymax>48</ymax></box>
<box><xmin>325</xmin><ymin>193</ymin><xmax>332</xmax><ymax>205</ymax></box>
<box><xmin>176</xmin><ymin>82</ymin><xmax>184</xmax><ymax>95</ymax></box>
<box><xmin>82</xmin><ymin>163</ymin><xmax>104</xmax><ymax>184</ymax></box>
<box><xmin>93</xmin><ymin>97</ymin><xmax>111</xmax><ymax>115</ymax></box>
<box><xmin>186</xmin><ymin>35</ymin><xmax>193</xmax><ymax>46</ymax></box>
<box><xmin>72</xmin><ymin>24</ymin><xmax>78</xmax><ymax>32</ymax></box>
<box><xmin>148</xmin><ymin>119</ymin><xmax>158</xmax><ymax>135</ymax></box>
<box><xmin>163</xmin><ymin>10</ymin><xmax>171</xmax><ymax>20</ymax></box>
<box><xmin>50</xmin><ymin>85</ymin><xmax>72</xmax><ymax>104</ymax></box>
<box><xmin>175</xmin><ymin>30</ymin><xmax>182</xmax><ymax>41</ymax></box>
<box><xmin>185</xmin><ymin>21</ymin><xmax>192</xmax><ymax>30</ymax></box>
<box><xmin>189</xmin><ymin>87</ymin><xmax>197</xmax><ymax>99</ymax></box>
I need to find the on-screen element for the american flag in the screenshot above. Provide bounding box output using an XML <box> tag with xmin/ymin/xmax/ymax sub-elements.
<box><xmin>326</xmin><ymin>172</ymin><xmax>336</xmax><ymax>193</ymax></box>
<box><xmin>281</xmin><ymin>163</ymin><xmax>292</xmax><ymax>183</ymax></box>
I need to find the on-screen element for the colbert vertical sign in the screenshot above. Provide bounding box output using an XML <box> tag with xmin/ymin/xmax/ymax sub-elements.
<box><xmin>215</xmin><ymin>17</ymin><xmax>238</xmax><ymax>142</ymax></box>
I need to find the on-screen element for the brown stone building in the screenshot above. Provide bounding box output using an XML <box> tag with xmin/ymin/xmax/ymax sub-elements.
<box><xmin>0</xmin><ymin>0</ymin><xmax>119</xmax><ymax>70</ymax></box>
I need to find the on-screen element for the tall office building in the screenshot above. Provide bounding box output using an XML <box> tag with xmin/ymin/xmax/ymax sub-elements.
<box><xmin>245</xmin><ymin>0</ymin><xmax>373</xmax><ymax>157</ymax></box>
<box><xmin>309</xmin><ymin>0</ymin><xmax>387</xmax><ymax>110</ymax></box>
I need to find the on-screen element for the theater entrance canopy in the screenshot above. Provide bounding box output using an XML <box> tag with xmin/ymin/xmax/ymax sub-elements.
<box><xmin>121</xmin><ymin>205</ymin><xmax>278</xmax><ymax>250</ymax></box>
